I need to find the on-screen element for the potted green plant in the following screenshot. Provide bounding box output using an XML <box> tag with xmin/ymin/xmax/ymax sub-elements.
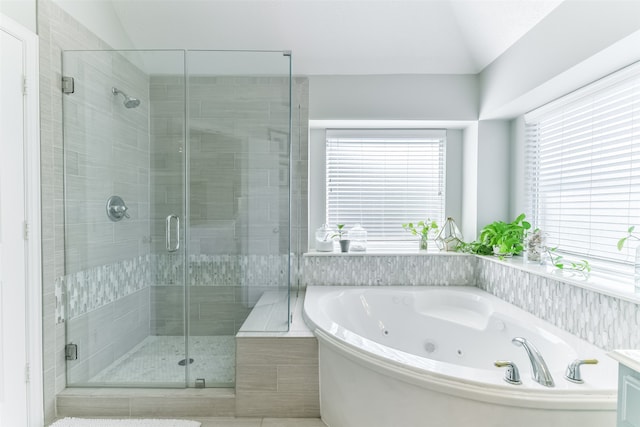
<box><xmin>457</xmin><ymin>214</ymin><xmax>530</xmax><ymax>257</ymax></box>
<box><xmin>333</xmin><ymin>224</ymin><xmax>350</xmax><ymax>253</ymax></box>
<box><xmin>479</xmin><ymin>213</ymin><xmax>531</xmax><ymax>257</ymax></box>
<box><xmin>402</xmin><ymin>219</ymin><xmax>439</xmax><ymax>251</ymax></box>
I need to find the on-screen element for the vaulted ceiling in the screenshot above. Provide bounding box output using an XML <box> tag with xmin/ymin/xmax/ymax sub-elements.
<box><xmin>108</xmin><ymin>0</ymin><xmax>564</xmax><ymax>75</ymax></box>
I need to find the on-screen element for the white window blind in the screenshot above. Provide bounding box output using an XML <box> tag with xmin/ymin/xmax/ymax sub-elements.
<box><xmin>326</xmin><ymin>129</ymin><xmax>446</xmax><ymax>247</ymax></box>
<box><xmin>525</xmin><ymin>61</ymin><xmax>640</xmax><ymax>265</ymax></box>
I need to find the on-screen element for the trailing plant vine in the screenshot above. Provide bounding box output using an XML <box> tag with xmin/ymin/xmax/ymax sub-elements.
<box><xmin>544</xmin><ymin>246</ymin><xmax>591</xmax><ymax>273</ymax></box>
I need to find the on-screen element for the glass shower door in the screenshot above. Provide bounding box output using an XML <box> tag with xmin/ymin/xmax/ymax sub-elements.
<box><xmin>61</xmin><ymin>49</ymin><xmax>291</xmax><ymax>389</ymax></box>
<box><xmin>184</xmin><ymin>50</ymin><xmax>292</xmax><ymax>388</ymax></box>
<box><xmin>62</xmin><ymin>50</ymin><xmax>188</xmax><ymax>387</ymax></box>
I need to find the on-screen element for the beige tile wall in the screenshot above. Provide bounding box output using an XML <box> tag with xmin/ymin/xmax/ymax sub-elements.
<box><xmin>149</xmin><ymin>74</ymin><xmax>308</xmax><ymax>260</ymax></box>
<box><xmin>236</xmin><ymin>337</ymin><xmax>319</xmax><ymax>418</ymax></box>
<box><xmin>38</xmin><ymin>0</ymin><xmax>114</xmax><ymax>421</ymax></box>
<box><xmin>61</xmin><ymin>49</ymin><xmax>151</xmax><ymax>274</ymax></box>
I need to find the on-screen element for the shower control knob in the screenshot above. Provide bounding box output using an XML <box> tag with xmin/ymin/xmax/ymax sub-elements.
<box><xmin>106</xmin><ymin>195</ymin><xmax>130</xmax><ymax>222</ymax></box>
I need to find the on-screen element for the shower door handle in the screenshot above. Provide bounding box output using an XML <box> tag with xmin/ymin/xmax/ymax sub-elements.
<box><xmin>166</xmin><ymin>214</ymin><xmax>180</xmax><ymax>252</ymax></box>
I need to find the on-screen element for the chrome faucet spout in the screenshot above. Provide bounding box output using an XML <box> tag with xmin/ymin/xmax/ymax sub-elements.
<box><xmin>512</xmin><ymin>337</ymin><xmax>555</xmax><ymax>387</ymax></box>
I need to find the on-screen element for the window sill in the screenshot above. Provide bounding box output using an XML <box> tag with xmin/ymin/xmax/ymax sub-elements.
<box><xmin>304</xmin><ymin>250</ymin><xmax>470</xmax><ymax>256</ymax></box>
<box><xmin>478</xmin><ymin>255</ymin><xmax>640</xmax><ymax>305</ymax></box>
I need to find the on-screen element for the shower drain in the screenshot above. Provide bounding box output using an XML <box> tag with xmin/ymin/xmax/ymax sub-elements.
<box><xmin>178</xmin><ymin>358</ymin><xmax>194</xmax><ymax>366</ymax></box>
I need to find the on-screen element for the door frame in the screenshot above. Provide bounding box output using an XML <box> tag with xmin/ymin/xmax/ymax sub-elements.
<box><xmin>0</xmin><ymin>12</ymin><xmax>43</xmax><ymax>427</ymax></box>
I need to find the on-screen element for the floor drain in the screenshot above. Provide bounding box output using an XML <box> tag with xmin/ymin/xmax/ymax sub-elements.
<box><xmin>178</xmin><ymin>358</ymin><xmax>194</xmax><ymax>366</ymax></box>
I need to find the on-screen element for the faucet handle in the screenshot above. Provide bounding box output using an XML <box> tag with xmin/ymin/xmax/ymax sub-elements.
<box><xmin>495</xmin><ymin>360</ymin><xmax>522</xmax><ymax>385</ymax></box>
<box><xmin>565</xmin><ymin>358</ymin><xmax>598</xmax><ymax>384</ymax></box>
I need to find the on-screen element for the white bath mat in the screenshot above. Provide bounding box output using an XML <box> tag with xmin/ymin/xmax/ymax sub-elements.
<box><xmin>49</xmin><ymin>418</ymin><xmax>201</xmax><ymax>427</ymax></box>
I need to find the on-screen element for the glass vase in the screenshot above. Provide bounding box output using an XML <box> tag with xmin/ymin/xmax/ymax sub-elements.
<box><xmin>419</xmin><ymin>235</ymin><xmax>428</xmax><ymax>251</ymax></box>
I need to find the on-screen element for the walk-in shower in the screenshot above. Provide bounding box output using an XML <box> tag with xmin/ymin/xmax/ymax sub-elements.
<box><xmin>61</xmin><ymin>50</ymin><xmax>292</xmax><ymax>388</ymax></box>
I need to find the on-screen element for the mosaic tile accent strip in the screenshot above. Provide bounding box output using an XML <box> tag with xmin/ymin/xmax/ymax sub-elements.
<box><xmin>56</xmin><ymin>254</ymin><xmax>151</xmax><ymax>322</ymax></box>
<box><xmin>476</xmin><ymin>257</ymin><xmax>640</xmax><ymax>351</ymax></box>
<box><xmin>57</xmin><ymin>253</ymin><xmax>295</xmax><ymax>323</ymax></box>
<box><xmin>152</xmin><ymin>253</ymin><xmax>291</xmax><ymax>287</ymax></box>
<box><xmin>302</xmin><ymin>254</ymin><xmax>476</xmax><ymax>286</ymax></box>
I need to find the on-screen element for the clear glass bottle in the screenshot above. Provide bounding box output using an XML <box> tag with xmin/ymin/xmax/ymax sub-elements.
<box><xmin>315</xmin><ymin>224</ymin><xmax>334</xmax><ymax>252</ymax></box>
<box><xmin>349</xmin><ymin>223</ymin><xmax>367</xmax><ymax>252</ymax></box>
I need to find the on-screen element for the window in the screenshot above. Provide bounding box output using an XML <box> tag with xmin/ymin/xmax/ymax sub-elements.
<box><xmin>326</xmin><ymin>129</ymin><xmax>446</xmax><ymax>249</ymax></box>
<box><xmin>525</xmin><ymin>61</ymin><xmax>640</xmax><ymax>266</ymax></box>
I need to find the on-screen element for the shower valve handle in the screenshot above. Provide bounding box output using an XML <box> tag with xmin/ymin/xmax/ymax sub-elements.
<box><xmin>106</xmin><ymin>195</ymin><xmax>130</xmax><ymax>222</ymax></box>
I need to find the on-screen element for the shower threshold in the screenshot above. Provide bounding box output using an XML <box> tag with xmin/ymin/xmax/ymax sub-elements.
<box><xmin>86</xmin><ymin>335</ymin><xmax>235</xmax><ymax>387</ymax></box>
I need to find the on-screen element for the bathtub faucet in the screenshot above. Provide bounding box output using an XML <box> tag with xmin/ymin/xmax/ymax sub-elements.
<box><xmin>512</xmin><ymin>337</ymin><xmax>555</xmax><ymax>387</ymax></box>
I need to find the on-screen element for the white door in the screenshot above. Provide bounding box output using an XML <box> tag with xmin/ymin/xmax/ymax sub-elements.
<box><xmin>0</xmin><ymin>14</ymin><xmax>41</xmax><ymax>427</ymax></box>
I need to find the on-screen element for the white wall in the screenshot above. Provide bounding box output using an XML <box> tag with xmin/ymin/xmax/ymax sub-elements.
<box><xmin>309</xmin><ymin>74</ymin><xmax>478</xmax><ymax>121</ymax></box>
<box><xmin>460</xmin><ymin>120</ymin><xmax>510</xmax><ymax>240</ymax></box>
<box><xmin>480</xmin><ymin>0</ymin><xmax>640</xmax><ymax>120</ymax></box>
<box><xmin>461</xmin><ymin>123</ymin><xmax>478</xmax><ymax>240</ymax></box>
<box><xmin>445</xmin><ymin>129</ymin><xmax>463</xmax><ymax>225</ymax></box>
<box><xmin>308</xmin><ymin>128</ymin><xmax>327</xmax><ymax>248</ymax></box>
<box><xmin>509</xmin><ymin>117</ymin><xmax>526</xmax><ymax>220</ymax></box>
<box><xmin>0</xmin><ymin>0</ymin><xmax>36</xmax><ymax>32</ymax></box>
<box><xmin>476</xmin><ymin>120</ymin><xmax>510</xmax><ymax>227</ymax></box>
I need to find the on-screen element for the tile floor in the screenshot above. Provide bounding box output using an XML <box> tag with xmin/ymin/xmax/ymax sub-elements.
<box><xmin>198</xmin><ymin>418</ymin><xmax>326</xmax><ymax>427</ymax></box>
<box><xmin>49</xmin><ymin>417</ymin><xmax>327</xmax><ymax>427</ymax></box>
<box><xmin>88</xmin><ymin>336</ymin><xmax>235</xmax><ymax>387</ymax></box>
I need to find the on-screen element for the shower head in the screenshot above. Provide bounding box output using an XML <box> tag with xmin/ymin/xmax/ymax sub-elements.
<box><xmin>112</xmin><ymin>87</ymin><xmax>141</xmax><ymax>109</ymax></box>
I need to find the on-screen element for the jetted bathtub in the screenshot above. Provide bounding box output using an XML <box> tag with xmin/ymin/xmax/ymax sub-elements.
<box><xmin>303</xmin><ymin>286</ymin><xmax>617</xmax><ymax>427</ymax></box>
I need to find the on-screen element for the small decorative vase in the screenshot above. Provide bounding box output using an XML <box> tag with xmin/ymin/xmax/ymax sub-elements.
<box><xmin>525</xmin><ymin>230</ymin><xmax>545</xmax><ymax>264</ymax></box>
<box><xmin>339</xmin><ymin>239</ymin><xmax>350</xmax><ymax>253</ymax></box>
<box><xmin>493</xmin><ymin>246</ymin><xmax>513</xmax><ymax>258</ymax></box>
<box><xmin>419</xmin><ymin>235</ymin><xmax>428</xmax><ymax>251</ymax></box>
<box><xmin>634</xmin><ymin>245</ymin><xmax>640</xmax><ymax>293</ymax></box>
<box><xmin>315</xmin><ymin>224</ymin><xmax>335</xmax><ymax>252</ymax></box>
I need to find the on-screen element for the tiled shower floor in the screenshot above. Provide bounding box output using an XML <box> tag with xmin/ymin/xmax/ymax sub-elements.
<box><xmin>88</xmin><ymin>335</ymin><xmax>235</xmax><ymax>387</ymax></box>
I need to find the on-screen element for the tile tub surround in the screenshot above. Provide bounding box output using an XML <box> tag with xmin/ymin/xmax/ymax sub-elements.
<box><xmin>476</xmin><ymin>256</ymin><xmax>640</xmax><ymax>351</ymax></box>
<box><xmin>303</xmin><ymin>252</ymin><xmax>640</xmax><ymax>353</ymax></box>
<box><xmin>302</xmin><ymin>252</ymin><xmax>476</xmax><ymax>286</ymax></box>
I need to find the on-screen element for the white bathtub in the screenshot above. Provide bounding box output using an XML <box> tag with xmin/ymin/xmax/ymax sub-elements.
<box><xmin>303</xmin><ymin>286</ymin><xmax>617</xmax><ymax>427</ymax></box>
